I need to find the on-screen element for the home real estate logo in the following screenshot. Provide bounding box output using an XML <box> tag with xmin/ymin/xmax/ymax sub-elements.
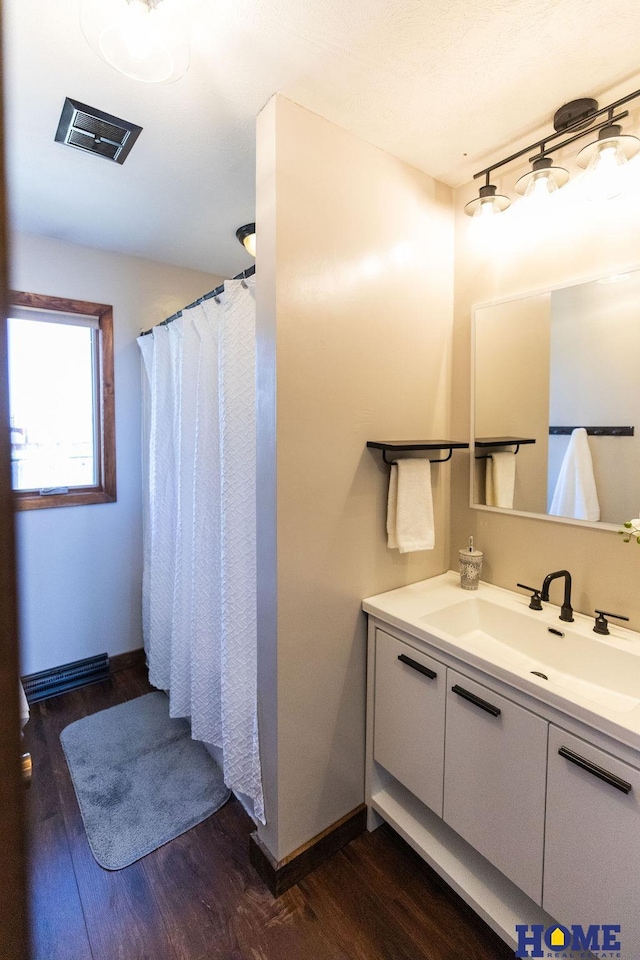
<box><xmin>515</xmin><ymin>923</ymin><xmax>622</xmax><ymax>958</ymax></box>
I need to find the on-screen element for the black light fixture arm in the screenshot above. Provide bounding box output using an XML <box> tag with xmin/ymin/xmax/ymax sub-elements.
<box><xmin>527</xmin><ymin>111</ymin><xmax>628</xmax><ymax>164</ymax></box>
<box><xmin>473</xmin><ymin>87</ymin><xmax>640</xmax><ymax>183</ymax></box>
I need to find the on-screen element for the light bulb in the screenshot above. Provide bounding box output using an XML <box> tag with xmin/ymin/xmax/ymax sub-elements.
<box><xmin>81</xmin><ymin>0</ymin><xmax>190</xmax><ymax>83</ymax></box>
<box><xmin>524</xmin><ymin>171</ymin><xmax>557</xmax><ymax>200</ymax></box>
<box><xmin>584</xmin><ymin>141</ymin><xmax>627</xmax><ymax>201</ymax></box>
<box><xmin>515</xmin><ymin>157</ymin><xmax>568</xmax><ymax>204</ymax></box>
<box><xmin>120</xmin><ymin>1</ymin><xmax>155</xmax><ymax>62</ymax></box>
<box><xmin>474</xmin><ymin>198</ymin><xmax>498</xmax><ymax>218</ymax></box>
<box><xmin>576</xmin><ymin>123</ymin><xmax>640</xmax><ymax>202</ymax></box>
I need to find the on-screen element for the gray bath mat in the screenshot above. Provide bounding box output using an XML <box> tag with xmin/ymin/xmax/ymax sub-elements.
<box><xmin>60</xmin><ymin>691</ymin><xmax>230</xmax><ymax>870</ymax></box>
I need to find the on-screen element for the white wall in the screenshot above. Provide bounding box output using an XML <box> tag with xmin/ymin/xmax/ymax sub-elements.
<box><xmin>256</xmin><ymin>96</ymin><xmax>454</xmax><ymax>861</ymax></box>
<box><xmin>11</xmin><ymin>232</ymin><xmax>223</xmax><ymax>675</ymax></box>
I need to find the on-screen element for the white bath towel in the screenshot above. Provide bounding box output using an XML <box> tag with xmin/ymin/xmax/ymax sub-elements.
<box><xmin>549</xmin><ymin>427</ymin><xmax>600</xmax><ymax>521</ymax></box>
<box><xmin>485</xmin><ymin>452</ymin><xmax>516</xmax><ymax>509</ymax></box>
<box><xmin>387</xmin><ymin>459</ymin><xmax>435</xmax><ymax>552</ymax></box>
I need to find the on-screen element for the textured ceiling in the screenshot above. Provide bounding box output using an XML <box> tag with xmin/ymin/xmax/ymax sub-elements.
<box><xmin>4</xmin><ymin>0</ymin><xmax>640</xmax><ymax>275</ymax></box>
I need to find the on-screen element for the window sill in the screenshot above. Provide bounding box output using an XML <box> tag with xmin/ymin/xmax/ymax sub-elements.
<box><xmin>13</xmin><ymin>487</ymin><xmax>117</xmax><ymax>511</ymax></box>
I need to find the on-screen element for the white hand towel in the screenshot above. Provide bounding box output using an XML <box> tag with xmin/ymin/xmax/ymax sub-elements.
<box><xmin>486</xmin><ymin>451</ymin><xmax>516</xmax><ymax>509</ymax></box>
<box><xmin>386</xmin><ymin>459</ymin><xmax>434</xmax><ymax>552</ymax></box>
<box><xmin>485</xmin><ymin>458</ymin><xmax>495</xmax><ymax>506</ymax></box>
<box><xmin>386</xmin><ymin>464</ymin><xmax>399</xmax><ymax>549</ymax></box>
<box><xmin>549</xmin><ymin>427</ymin><xmax>600</xmax><ymax>521</ymax></box>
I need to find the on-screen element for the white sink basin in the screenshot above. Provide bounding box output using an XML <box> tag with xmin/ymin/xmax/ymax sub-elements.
<box><xmin>423</xmin><ymin>598</ymin><xmax>640</xmax><ymax>713</ymax></box>
<box><xmin>363</xmin><ymin>572</ymin><xmax>640</xmax><ymax>737</ymax></box>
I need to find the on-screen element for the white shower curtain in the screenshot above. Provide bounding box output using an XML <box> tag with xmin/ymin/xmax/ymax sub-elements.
<box><xmin>137</xmin><ymin>279</ymin><xmax>264</xmax><ymax>822</ymax></box>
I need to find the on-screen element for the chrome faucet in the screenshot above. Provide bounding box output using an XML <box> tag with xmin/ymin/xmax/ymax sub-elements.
<box><xmin>541</xmin><ymin>570</ymin><xmax>574</xmax><ymax>622</ymax></box>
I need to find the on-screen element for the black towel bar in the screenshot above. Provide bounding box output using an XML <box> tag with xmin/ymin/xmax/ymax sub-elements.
<box><xmin>474</xmin><ymin>437</ymin><xmax>535</xmax><ymax>459</ymax></box>
<box><xmin>367</xmin><ymin>440</ymin><xmax>469</xmax><ymax>466</ymax></box>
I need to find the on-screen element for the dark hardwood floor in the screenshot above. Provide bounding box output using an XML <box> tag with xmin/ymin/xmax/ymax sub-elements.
<box><xmin>23</xmin><ymin>664</ymin><xmax>515</xmax><ymax>960</ymax></box>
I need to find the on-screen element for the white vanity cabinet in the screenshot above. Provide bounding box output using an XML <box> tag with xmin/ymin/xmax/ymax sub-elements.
<box><xmin>543</xmin><ymin>725</ymin><xmax>640</xmax><ymax>955</ymax></box>
<box><xmin>364</xmin><ymin>574</ymin><xmax>640</xmax><ymax>956</ymax></box>
<box><xmin>443</xmin><ymin>670</ymin><xmax>547</xmax><ymax>904</ymax></box>
<box><xmin>374</xmin><ymin>629</ymin><xmax>445</xmax><ymax>816</ymax></box>
<box><xmin>372</xmin><ymin>628</ymin><xmax>548</xmax><ymax>904</ymax></box>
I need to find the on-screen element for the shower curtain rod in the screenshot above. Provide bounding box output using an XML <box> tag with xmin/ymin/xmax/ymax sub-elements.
<box><xmin>140</xmin><ymin>264</ymin><xmax>256</xmax><ymax>337</ymax></box>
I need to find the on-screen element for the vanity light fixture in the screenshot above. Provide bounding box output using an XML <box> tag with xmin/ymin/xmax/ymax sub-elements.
<box><xmin>464</xmin><ymin>176</ymin><xmax>510</xmax><ymax>217</ymax></box>
<box><xmin>465</xmin><ymin>88</ymin><xmax>640</xmax><ymax>217</ymax></box>
<box><xmin>80</xmin><ymin>0</ymin><xmax>191</xmax><ymax>83</ymax></box>
<box><xmin>236</xmin><ymin>223</ymin><xmax>256</xmax><ymax>257</ymax></box>
<box><xmin>515</xmin><ymin>156</ymin><xmax>569</xmax><ymax>199</ymax></box>
<box><xmin>576</xmin><ymin>121</ymin><xmax>640</xmax><ymax>200</ymax></box>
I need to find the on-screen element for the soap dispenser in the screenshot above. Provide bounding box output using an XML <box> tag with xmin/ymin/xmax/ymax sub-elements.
<box><xmin>459</xmin><ymin>537</ymin><xmax>483</xmax><ymax>590</ymax></box>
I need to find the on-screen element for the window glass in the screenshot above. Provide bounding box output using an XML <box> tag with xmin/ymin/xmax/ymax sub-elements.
<box><xmin>8</xmin><ymin>292</ymin><xmax>116</xmax><ymax>511</ymax></box>
<box><xmin>8</xmin><ymin>316</ymin><xmax>97</xmax><ymax>492</ymax></box>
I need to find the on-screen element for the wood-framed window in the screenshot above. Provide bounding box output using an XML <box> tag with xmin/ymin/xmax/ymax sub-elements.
<box><xmin>8</xmin><ymin>291</ymin><xmax>116</xmax><ymax>510</ymax></box>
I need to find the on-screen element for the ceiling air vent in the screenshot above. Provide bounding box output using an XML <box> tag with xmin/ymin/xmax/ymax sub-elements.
<box><xmin>55</xmin><ymin>97</ymin><xmax>142</xmax><ymax>165</ymax></box>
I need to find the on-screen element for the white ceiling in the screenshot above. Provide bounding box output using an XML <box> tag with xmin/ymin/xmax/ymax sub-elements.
<box><xmin>4</xmin><ymin>0</ymin><xmax>640</xmax><ymax>276</ymax></box>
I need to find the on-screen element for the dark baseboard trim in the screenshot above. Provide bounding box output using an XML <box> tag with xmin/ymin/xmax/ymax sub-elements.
<box><xmin>110</xmin><ymin>648</ymin><xmax>146</xmax><ymax>673</ymax></box>
<box><xmin>249</xmin><ymin>803</ymin><xmax>367</xmax><ymax>897</ymax></box>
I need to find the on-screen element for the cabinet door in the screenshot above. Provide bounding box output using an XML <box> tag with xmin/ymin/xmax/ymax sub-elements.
<box><xmin>544</xmin><ymin>726</ymin><xmax>640</xmax><ymax>960</ymax></box>
<box><xmin>443</xmin><ymin>669</ymin><xmax>547</xmax><ymax>904</ymax></box>
<box><xmin>374</xmin><ymin>629</ymin><xmax>445</xmax><ymax>816</ymax></box>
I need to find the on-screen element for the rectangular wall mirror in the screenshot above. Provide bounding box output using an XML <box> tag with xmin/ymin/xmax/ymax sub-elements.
<box><xmin>472</xmin><ymin>268</ymin><xmax>640</xmax><ymax>529</ymax></box>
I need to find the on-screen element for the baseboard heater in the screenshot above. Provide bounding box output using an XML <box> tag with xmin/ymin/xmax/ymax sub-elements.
<box><xmin>22</xmin><ymin>653</ymin><xmax>111</xmax><ymax>705</ymax></box>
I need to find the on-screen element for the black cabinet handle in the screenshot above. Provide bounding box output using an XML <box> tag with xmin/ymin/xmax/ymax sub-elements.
<box><xmin>397</xmin><ymin>654</ymin><xmax>437</xmax><ymax>680</ymax></box>
<box><xmin>452</xmin><ymin>684</ymin><xmax>501</xmax><ymax>717</ymax></box>
<box><xmin>559</xmin><ymin>746</ymin><xmax>632</xmax><ymax>795</ymax></box>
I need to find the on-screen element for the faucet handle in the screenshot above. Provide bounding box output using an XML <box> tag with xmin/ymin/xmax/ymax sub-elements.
<box><xmin>593</xmin><ymin>609</ymin><xmax>630</xmax><ymax>636</ymax></box>
<box><xmin>517</xmin><ymin>583</ymin><xmax>543</xmax><ymax>611</ymax></box>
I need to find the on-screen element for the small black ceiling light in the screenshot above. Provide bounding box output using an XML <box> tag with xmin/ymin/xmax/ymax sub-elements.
<box><xmin>236</xmin><ymin>223</ymin><xmax>256</xmax><ymax>257</ymax></box>
<box><xmin>464</xmin><ymin>176</ymin><xmax>510</xmax><ymax>218</ymax></box>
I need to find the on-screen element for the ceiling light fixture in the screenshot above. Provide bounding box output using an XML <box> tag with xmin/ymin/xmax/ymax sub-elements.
<box><xmin>577</xmin><ymin>122</ymin><xmax>640</xmax><ymax>200</ymax></box>
<box><xmin>465</xmin><ymin>89</ymin><xmax>640</xmax><ymax>217</ymax></box>
<box><xmin>81</xmin><ymin>0</ymin><xmax>191</xmax><ymax>84</ymax></box>
<box><xmin>515</xmin><ymin>156</ymin><xmax>569</xmax><ymax>200</ymax></box>
<box><xmin>236</xmin><ymin>223</ymin><xmax>256</xmax><ymax>257</ymax></box>
<box><xmin>464</xmin><ymin>178</ymin><xmax>510</xmax><ymax>218</ymax></box>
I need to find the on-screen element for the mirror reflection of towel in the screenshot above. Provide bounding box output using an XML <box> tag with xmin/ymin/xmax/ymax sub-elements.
<box><xmin>485</xmin><ymin>452</ymin><xmax>516</xmax><ymax>509</ymax></box>
<box><xmin>549</xmin><ymin>428</ymin><xmax>600</xmax><ymax>521</ymax></box>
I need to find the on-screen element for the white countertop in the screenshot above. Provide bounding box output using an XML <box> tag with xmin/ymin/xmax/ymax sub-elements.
<box><xmin>364</xmin><ymin>571</ymin><xmax>640</xmax><ymax>756</ymax></box>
